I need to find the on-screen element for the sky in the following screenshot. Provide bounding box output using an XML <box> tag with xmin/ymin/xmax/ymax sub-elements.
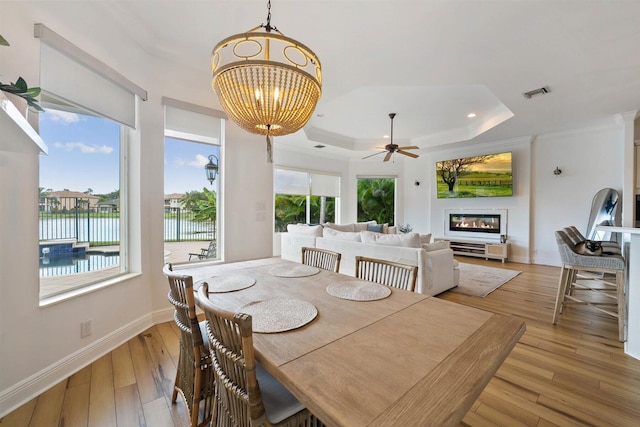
<box><xmin>39</xmin><ymin>109</ymin><xmax>220</xmax><ymax>196</ymax></box>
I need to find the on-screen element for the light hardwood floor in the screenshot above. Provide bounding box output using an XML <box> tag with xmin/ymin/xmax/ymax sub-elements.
<box><xmin>3</xmin><ymin>258</ymin><xmax>640</xmax><ymax>426</ymax></box>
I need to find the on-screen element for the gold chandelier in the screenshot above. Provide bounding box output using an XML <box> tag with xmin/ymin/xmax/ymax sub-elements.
<box><xmin>211</xmin><ymin>0</ymin><xmax>322</xmax><ymax>162</ymax></box>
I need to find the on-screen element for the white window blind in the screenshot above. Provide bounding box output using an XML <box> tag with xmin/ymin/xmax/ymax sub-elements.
<box><xmin>35</xmin><ymin>23</ymin><xmax>146</xmax><ymax>128</ymax></box>
<box><xmin>163</xmin><ymin>97</ymin><xmax>225</xmax><ymax>144</ymax></box>
<box><xmin>310</xmin><ymin>173</ymin><xmax>340</xmax><ymax>197</ymax></box>
<box><xmin>275</xmin><ymin>168</ymin><xmax>340</xmax><ymax>197</ymax></box>
<box><xmin>274</xmin><ymin>169</ymin><xmax>309</xmax><ymax>195</ymax></box>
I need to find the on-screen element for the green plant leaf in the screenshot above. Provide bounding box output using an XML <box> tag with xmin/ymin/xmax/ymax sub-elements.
<box><xmin>1</xmin><ymin>76</ymin><xmax>45</xmax><ymax>112</ymax></box>
<box><xmin>25</xmin><ymin>87</ymin><xmax>41</xmax><ymax>97</ymax></box>
<box><xmin>14</xmin><ymin>77</ymin><xmax>28</xmax><ymax>92</ymax></box>
<box><xmin>0</xmin><ymin>35</ymin><xmax>9</xmax><ymax>46</ymax></box>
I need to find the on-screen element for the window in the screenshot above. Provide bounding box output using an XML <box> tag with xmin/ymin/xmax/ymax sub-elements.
<box><xmin>274</xmin><ymin>168</ymin><xmax>339</xmax><ymax>231</ymax></box>
<box><xmin>163</xmin><ymin>99</ymin><xmax>224</xmax><ymax>263</ymax></box>
<box><xmin>35</xmin><ymin>24</ymin><xmax>146</xmax><ymax>301</ymax></box>
<box><xmin>39</xmin><ymin>108</ymin><xmax>126</xmax><ymax>299</ymax></box>
<box><xmin>357</xmin><ymin>177</ymin><xmax>396</xmax><ymax>225</ymax></box>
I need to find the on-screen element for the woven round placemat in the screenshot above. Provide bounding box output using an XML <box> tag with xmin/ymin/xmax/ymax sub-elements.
<box><xmin>237</xmin><ymin>298</ymin><xmax>318</xmax><ymax>333</ymax></box>
<box><xmin>197</xmin><ymin>275</ymin><xmax>256</xmax><ymax>293</ymax></box>
<box><xmin>326</xmin><ymin>280</ymin><xmax>392</xmax><ymax>301</ymax></box>
<box><xmin>268</xmin><ymin>264</ymin><xmax>320</xmax><ymax>278</ymax></box>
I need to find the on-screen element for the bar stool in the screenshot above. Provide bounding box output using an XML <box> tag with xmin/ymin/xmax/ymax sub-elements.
<box><xmin>553</xmin><ymin>230</ymin><xmax>626</xmax><ymax>341</ymax></box>
<box><xmin>563</xmin><ymin>225</ymin><xmax>622</xmax><ymax>255</ymax></box>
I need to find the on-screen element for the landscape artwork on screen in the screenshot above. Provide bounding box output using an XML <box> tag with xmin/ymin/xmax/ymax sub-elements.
<box><xmin>436</xmin><ymin>152</ymin><xmax>513</xmax><ymax>198</ymax></box>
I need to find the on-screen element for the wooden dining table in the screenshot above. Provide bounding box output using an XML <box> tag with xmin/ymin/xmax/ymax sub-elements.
<box><xmin>184</xmin><ymin>257</ymin><xmax>525</xmax><ymax>427</ymax></box>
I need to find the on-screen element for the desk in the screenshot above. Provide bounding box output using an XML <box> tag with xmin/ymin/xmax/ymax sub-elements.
<box><xmin>184</xmin><ymin>258</ymin><xmax>525</xmax><ymax>427</ymax></box>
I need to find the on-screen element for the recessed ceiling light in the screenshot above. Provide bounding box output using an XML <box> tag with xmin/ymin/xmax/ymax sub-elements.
<box><xmin>383</xmin><ymin>135</ymin><xmax>390</xmax><ymax>139</ymax></box>
<box><xmin>314</xmin><ymin>144</ymin><xmax>326</xmax><ymax>149</ymax></box>
<box><xmin>467</xmin><ymin>113</ymin><xmax>476</xmax><ymax>118</ymax></box>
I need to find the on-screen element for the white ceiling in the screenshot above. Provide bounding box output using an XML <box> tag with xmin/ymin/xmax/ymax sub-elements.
<box><xmin>39</xmin><ymin>1</ymin><xmax>640</xmax><ymax>157</ymax></box>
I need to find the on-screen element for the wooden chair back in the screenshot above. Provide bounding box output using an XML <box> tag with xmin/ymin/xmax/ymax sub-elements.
<box><xmin>301</xmin><ymin>247</ymin><xmax>342</xmax><ymax>272</ymax></box>
<box><xmin>355</xmin><ymin>256</ymin><xmax>418</xmax><ymax>292</ymax></box>
<box><xmin>197</xmin><ymin>284</ymin><xmax>323</xmax><ymax>426</ymax></box>
<box><xmin>163</xmin><ymin>264</ymin><xmax>214</xmax><ymax>427</ymax></box>
<box><xmin>197</xmin><ymin>283</ymin><xmax>267</xmax><ymax>426</ymax></box>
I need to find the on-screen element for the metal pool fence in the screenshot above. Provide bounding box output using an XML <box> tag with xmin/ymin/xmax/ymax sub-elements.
<box><xmin>39</xmin><ymin>198</ymin><xmax>215</xmax><ymax>244</ymax></box>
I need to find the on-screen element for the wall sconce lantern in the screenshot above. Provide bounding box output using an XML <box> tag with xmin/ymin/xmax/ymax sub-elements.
<box><xmin>205</xmin><ymin>154</ymin><xmax>219</xmax><ymax>184</ymax></box>
<box><xmin>553</xmin><ymin>166</ymin><xmax>562</xmax><ymax>176</ymax></box>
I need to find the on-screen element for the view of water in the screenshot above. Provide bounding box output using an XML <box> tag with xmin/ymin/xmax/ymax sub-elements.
<box><xmin>38</xmin><ymin>216</ymin><xmax>214</xmax><ymax>277</ymax></box>
<box><xmin>39</xmin><ymin>253</ymin><xmax>120</xmax><ymax>278</ymax></box>
<box><xmin>39</xmin><ymin>217</ymin><xmax>214</xmax><ymax>242</ymax></box>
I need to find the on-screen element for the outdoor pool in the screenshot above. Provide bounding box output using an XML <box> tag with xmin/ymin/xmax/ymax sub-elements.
<box><xmin>39</xmin><ymin>253</ymin><xmax>120</xmax><ymax>277</ymax></box>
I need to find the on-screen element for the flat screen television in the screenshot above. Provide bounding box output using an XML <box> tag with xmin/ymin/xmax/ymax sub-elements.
<box><xmin>436</xmin><ymin>151</ymin><xmax>513</xmax><ymax>198</ymax></box>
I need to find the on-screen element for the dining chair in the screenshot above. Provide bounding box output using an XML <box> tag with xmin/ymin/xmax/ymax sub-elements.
<box><xmin>355</xmin><ymin>256</ymin><xmax>418</xmax><ymax>292</ymax></box>
<box><xmin>301</xmin><ymin>247</ymin><xmax>341</xmax><ymax>273</ymax></box>
<box><xmin>553</xmin><ymin>230</ymin><xmax>626</xmax><ymax>341</ymax></box>
<box><xmin>163</xmin><ymin>264</ymin><xmax>215</xmax><ymax>427</ymax></box>
<box><xmin>197</xmin><ymin>282</ymin><xmax>324</xmax><ymax>427</ymax></box>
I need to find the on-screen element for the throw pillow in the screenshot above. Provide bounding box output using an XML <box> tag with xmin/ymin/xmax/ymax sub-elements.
<box><xmin>323</xmin><ymin>227</ymin><xmax>362</xmax><ymax>242</ymax></box>
<box><xmin>286</xmin><ymin>224</ymin><xmax>323</xmax><ymax>237</ymax></box>
<box><xmin>386</xmin><ymin>225</ymin><xmax>398</xmax><ymax>234</ymax></box>
<box><xmin>360</xmin><ymin>231</ymin><xmax>421</xmax><ymax>248</ymax></box>
<box><xmin>360</xmin><ymin>230</ymin><xmax>378</xmax><ymax>244</ymax></box>
<box><xmin>366</xmin><ymin>223</ymin><xmax>384</xmax><ymax>233</ymax></box>
<box><xmin>353</xmin><ymin>220</ymin><xmax>377</xmax><ymax>232</ymax></box>
<box><xmin>324</xmin><ymin>222</ymin><xmax>356</xmax><ymax>232</ymax></box>
<box><xmin>420</xmin><ymin>233</ymin><xmax>432</xmax><ymax>244</ymax></box>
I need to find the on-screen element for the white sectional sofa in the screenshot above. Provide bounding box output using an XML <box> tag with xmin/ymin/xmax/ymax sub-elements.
<box><xmin>281</xmin><ymin>222</ymin><xmax>459</xmax><ymax>296</ymax></box>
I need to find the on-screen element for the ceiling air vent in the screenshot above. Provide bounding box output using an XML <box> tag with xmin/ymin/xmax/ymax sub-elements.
<box><xmin>522</xmin><ymin>86</ymin><xmax>550</xmax><ymax>99</ymax></box>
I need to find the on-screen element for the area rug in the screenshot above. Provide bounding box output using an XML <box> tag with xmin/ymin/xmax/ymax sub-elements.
<box><xmin>452</xmin><ymin>263</ymin><xmax>522</xmax><ymax>297</ymax></box>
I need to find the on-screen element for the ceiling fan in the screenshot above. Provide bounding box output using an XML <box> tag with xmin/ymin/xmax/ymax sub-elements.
<box><xmin>363</xmin><ymin>113</ymin><xmax>420</xmax><ymax>162</ymax></box>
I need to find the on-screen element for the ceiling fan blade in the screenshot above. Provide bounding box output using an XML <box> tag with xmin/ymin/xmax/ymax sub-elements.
<box><xmin>398</xmin><ymin>146</ymin><xmax>419</xmax><ymax>150</ymax></box>
<box><xmin>362</xmin><ymin>150</ymin><xmax>386</xmax><ymax>160</ymax></box>
<box><xmin>383</xmin><ymin>151</ymin><xmax>393</xmax><ymax>162</ymax></box>
<box><xmin>397</xmin><ymin>150</ymin><xmax>419</xmax><ymax>159</ymax></box>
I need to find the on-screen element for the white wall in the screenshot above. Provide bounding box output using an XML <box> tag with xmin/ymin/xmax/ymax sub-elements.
<box><xmin>531</xmin><ymin>124</ymin><xmax>624</xmax><ymax>265</ymax></box>
<box><xmin>403</xmin><ymin>157</ymin><xmax>433</xmax><ymax>234</ymax></box>
<box><xmin>224</xmin><ymin>124</ymin><xmax>274</xmax><ymax>262</ymax></box>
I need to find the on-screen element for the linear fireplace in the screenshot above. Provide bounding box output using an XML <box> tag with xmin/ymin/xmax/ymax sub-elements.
<box><xmin>450</xmin><ymin>214</ymin><xmax>500</xmax><ymax>234</ymax></box>
<box><xmin>444</xmin><ymin>209</ymin><xmax>507</xmax><ymax>240</ymax></box>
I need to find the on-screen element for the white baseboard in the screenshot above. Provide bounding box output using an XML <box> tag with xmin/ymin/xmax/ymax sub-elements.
<box><xmin>0</xmin><ymin>307</ymin><xmax>173</xmax><ymax>418</ymax></box>
<box><xmin>152</xmin><ymin>307</ymin><xmax>174</xmax><ymax>324</ymax></box>
<box><xmin>509</xmin><ymin>255</ymin><xmax>531</xmax><ymax>264</ymax></box>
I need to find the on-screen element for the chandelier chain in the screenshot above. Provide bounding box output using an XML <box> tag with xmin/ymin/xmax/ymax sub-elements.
<box><xmin>263</xmin><ymin>0</ymin><xmax>277</xmax><ymax>32</ymax></box>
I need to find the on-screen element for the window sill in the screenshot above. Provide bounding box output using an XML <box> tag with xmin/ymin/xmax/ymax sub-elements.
<box><xmin>39</xmin><ymin>272</ymin><xmax>142</xmax><ymax>307</ymax></box>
